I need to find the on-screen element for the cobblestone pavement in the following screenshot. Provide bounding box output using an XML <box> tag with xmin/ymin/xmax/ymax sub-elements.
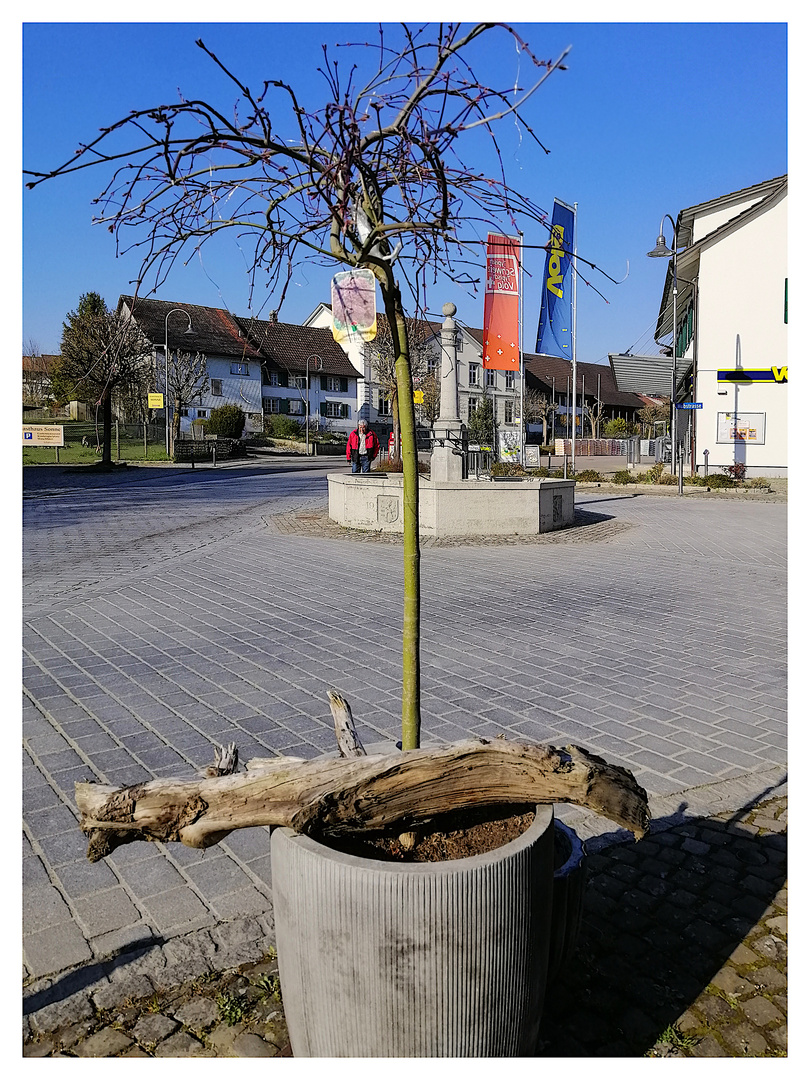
<box><xmin>22</xmin><ymin>459</ymin><xmax>787</xmax><ymax>1054</ymax></box>
<box><xmin>24</xmin><ymin>794</ymin><xmax>786</xmax><ymax>1057</ymax></box>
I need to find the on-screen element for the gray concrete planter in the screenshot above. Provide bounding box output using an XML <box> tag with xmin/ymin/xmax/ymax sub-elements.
<box><xmin>548</xmin><ymin>820</ymin><xmax>586</xmax><ymax>985</ymax></box>
<box><xmin>270</xmin><ymin>805</ymin><xmax>555</xmax><ymax>1057</ymax></box>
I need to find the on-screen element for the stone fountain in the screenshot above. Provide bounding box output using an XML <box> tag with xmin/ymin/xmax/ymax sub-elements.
<box><xmin>327</xmin><ymin>303</ymin><xmax>575</xmax><ymax>537</ymax></box>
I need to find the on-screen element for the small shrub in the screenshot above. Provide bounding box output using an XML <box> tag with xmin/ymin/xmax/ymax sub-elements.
<box><xmin>264</xmin><ymin>414</ymin><xmax>304</xmax><ymax>439</ymax></box>
<box><xmin>491</xmin><ymin>462</ymin><xmax>527</xmax><ymax>477</ymax></box>
<box><xmin>746</xmin><ymin>476</ymin><xmax>772</xmax><ymax>491</ymax></box>
<box><xmin>705</xmin><ymin>472</ymin><xmax>737</xmax><ymax>489</ymax></box>
<box><xmin>657</xmin><ymin>471</ymin><xmax>679</xmax><ymax>485</ymax></box>
<box><xmin>374</xmin><ymin>460</ymin><xmax>430</xmax><ymax>475</ymax></box>
<box><xmin>611</xmin><ymin>470</ymin><xmax>634</xmax><ymax>485</ymax></box>
<box><xmin>527</xmin><ymin>466</ymin><xmax>550</xmax><ymax>478</ymax></box>
<box><xmin>206</xmin><ymin>404</ymin><xmax>246</xmax><ymax>439</ymax></box>
<box><xmin>648</xmin><ymin>462</ymin><xmax>666</xmax><ymax>483</ymax></box>
<box><xmin>723</xmin><ymin>462</ymin><xmax>747</xmax><ymax>481</ymax></box>
<box><xmin>549</xmin><ymin>467</ymin><xmax>566</xmax><ymax>478</ymax></box>
<box><xmin>683</xmin><ymin>473</ymin><xmax>706</xmax><ymax>485</ymax></box>
<box><xmin>575</xmin><ymin>469</ymin><xmax>602</xmax><ymax>483</ymax></box>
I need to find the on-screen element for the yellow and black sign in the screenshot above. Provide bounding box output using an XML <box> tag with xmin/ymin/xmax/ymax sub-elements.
<box><xmin>717</xmin><ymin>367</ymin><xmax>787</xmax><ymax>384</ymax></box>
<box><xmin>148</xmin><ymin>393</ymin><xmax>165</xmax><ymax>408</ymax></box>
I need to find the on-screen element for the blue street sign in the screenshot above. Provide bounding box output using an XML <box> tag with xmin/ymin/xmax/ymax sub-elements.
<box><xmin>676</xmin><ymin>402</ymin><xmax>703</xmax><ymax>409</ymax></box>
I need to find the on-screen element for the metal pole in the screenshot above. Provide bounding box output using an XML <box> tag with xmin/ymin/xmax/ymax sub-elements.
<box><xmin>671</xmin><ymin>251</ymin><xmax>678</xmax><ymax>475</ymax></box>
<box><xmin>564</xmin><ymin>374</ymin><xmax>570</xmax><ymax>479</ymax></box>
<box><xmin>551</xmin><ymin>375</ymin><xmax>556</xmax><ymax>447</ymax></box>
<box><xmin>519</xmin><ymin>231</ymin><xmax>525</xmax><ymax>466</ymax></box>
<box><xmin>571</xmin><ymin>202</ymin><xmax>578</xmax><ymax>477</ymax></box>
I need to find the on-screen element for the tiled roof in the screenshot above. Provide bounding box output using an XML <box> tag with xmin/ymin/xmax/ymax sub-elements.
<box><xmin>119</xmin><ymin>296</ymin><xmax>357</xmax><ymax>379</ymax></box>
<box><xmin>524</xmin><ymin>353</ymin><xmax>646</xmax><ymax>408</ymax></box>
<box><xmin>119</xmin><ymin>296</ymin><xmax>264</xmax><ymax>360</ymax></box>
<box><xmin>232</xmin><ymin>316</ymin><xmax>357</xmax><ymax>378</ymax></box>
<box><xmin>22</xmin><ymin>354</ymin><xmax>60</xmax><ymax>374</ymax></box>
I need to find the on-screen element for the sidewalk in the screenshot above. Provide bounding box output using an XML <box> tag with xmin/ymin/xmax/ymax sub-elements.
<box><xmin>23</xmin><ymin>793</ymin><xmax>786</xmax><ymax>1057</ymax></box>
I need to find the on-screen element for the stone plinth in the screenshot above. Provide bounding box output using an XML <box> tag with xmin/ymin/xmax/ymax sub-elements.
<box><xmin>327</xmin><ymin>474</ymin><xmax>575</xmax><ymax>537</ymax></box>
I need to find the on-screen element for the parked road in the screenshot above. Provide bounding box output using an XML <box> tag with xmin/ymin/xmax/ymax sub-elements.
<box><xmin>23</xmin><ymin>458</ymin><xmax>786</xmax><ymax>1036</ymax></box>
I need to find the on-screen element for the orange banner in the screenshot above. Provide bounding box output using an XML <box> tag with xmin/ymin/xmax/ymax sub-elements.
<box><xmin>483</xmin><ymin>233</ymin><xmax>520</xmax><ymax>370</ymax></box>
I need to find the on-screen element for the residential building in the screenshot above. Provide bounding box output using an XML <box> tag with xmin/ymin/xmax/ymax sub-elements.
<box><xmin>118</xmin><ymin>297</ymin><xmax>358</xmax><ymax>437</ymax></box>
<box><xmin>610</xmin><ymin>175</ymin><xmax>787</xmax><ymax>476</ymax></box>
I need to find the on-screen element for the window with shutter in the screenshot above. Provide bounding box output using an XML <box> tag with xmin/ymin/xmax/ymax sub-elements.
<box><xmin>340</xmin><ymin>377</ymin><xmax>348</xmax><ymax>393</ymax></box>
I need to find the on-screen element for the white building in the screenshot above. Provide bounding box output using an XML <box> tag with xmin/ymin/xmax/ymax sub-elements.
<box><xmin>119</xmin><ymin>296</ymin><xmax>358</xmax><ymax>438</ymax></box>
<box><xmin>611</xmin><ymin>175</ymin><xmax>787</xmax><ymax>477</ymax></box>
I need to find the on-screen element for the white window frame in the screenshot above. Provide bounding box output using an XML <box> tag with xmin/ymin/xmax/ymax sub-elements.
<box><xmin>230</xmin><ymin>362</ymin><xmax>250</xmax><ymax>377</ymax></box>
<box><xmin>485</xmin><ymin>369</ymin><xmax>496</xmax><ymax>388</ymax></box>
<box><xmin>288</xmin><ymin>399</ymin><xmax>305</xmax><ymax>415</ymax></box>
<box><xmin>468</xmin><ymin>362</ymin><xmax>480</xmax><ymax>386</ymax></box>
<box><xmin>211</xmin><ymin>378</ymin><xmax>223</xmax><ymax>396</ymax></box>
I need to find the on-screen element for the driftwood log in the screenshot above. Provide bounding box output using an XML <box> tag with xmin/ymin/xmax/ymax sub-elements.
<box><xmin>75</xmin><ymin>691</ymin><xmax>649</xmax><ymax>862</ymax></box>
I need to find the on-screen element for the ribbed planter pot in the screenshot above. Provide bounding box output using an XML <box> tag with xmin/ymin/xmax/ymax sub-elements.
<box><xmin>270</xmin><ymin>805</ymin><xmax>555</xmax><ymax>1057</ymax></box>
<box><xmin>548</xmin><ymin>820</ymin><xmax>586</xmax><ymax>985</ymax></box>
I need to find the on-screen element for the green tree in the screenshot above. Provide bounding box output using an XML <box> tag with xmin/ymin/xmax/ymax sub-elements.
<box><xmin>53</xmin><ymin>292</ymin><xmax>150</xmax><ymax>466</ymax></box>
<box><xmin>603</xmin><ymin>417</ymin><xmax>636</xmax><ymax>438</ymax></box>
<box><xmin>467</xmin><ymin>395</ymin><xmax>495</xmax><ymax>447</ymax></box>
<box><xmin>206</xmin><ymin>404</ymin><xmax>246</xmax><ymax>439</ymax></box>
<box><xmin>28</xmin><ymin>25</ymin><xmax>568</xmax><ymax>749</ymax></box>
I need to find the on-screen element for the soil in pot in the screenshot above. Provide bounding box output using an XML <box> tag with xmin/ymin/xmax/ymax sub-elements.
<box><xmin>315</xmin><ymin>803</ymin><xmax>575</xmax><ymax>866</ymax></box>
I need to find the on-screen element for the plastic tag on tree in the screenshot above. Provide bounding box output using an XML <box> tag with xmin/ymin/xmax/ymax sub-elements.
<box><xmin>331</xmin><ymin>269</ymin><xmax>377</xmax><ymax>348</ymax></box>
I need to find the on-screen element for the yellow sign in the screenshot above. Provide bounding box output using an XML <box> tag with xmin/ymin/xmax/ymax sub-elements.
<box><xmin>413</xmin><ymin>390</ymin><xmax>424</xmax><ymax>404</ymax></box>
<box><xmin>148</xmin><ymin>393</ymin><xmax>164</xmax><ymax>409</ymax></box>
<box><xmin>23</xmin><ymin>425</ymin><xmax>64</xmax><ymax>447</ymax></box>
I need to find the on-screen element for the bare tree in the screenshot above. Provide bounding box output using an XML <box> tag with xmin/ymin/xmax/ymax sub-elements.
<box><xmin>637</xmin><ymin>398</ymin><xmax>670</xmax><ymax>438</ymax></box>
<box><xmin>522</xmin><ymin>388</ymin><xmax>557</xmax><ymax>445</ymax></box>
<box><xmin>26</xmin><ymin>24</ymin><xmax>569</xmax><ymax>748</ymax></box>
<box><xmin>415</xmin><ymin>371</ymin><xmax>441</xmax><ymax>426</ymax></box>
<box><xmin>22</xmin><ymin>339</ymin><xmax>53</xmax><ymax>409</ymax></box>
<box><xmin>163</xmin><ymin>350</ymin><xmax>209</xmax><ymax>448</ymax></box>
<box><xmin>366</xmin><ymin>317</ymin><xmax>437</xmax><ymax>462</ymax></box>
<box><xmin>584</xmin><ymin>397</ymin><xmax>606</xmax><ymax>438</ymax></box>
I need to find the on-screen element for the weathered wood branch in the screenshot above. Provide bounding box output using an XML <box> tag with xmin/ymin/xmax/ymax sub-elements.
<box><xmin>75</xmin><ymin>739</ymin><xmax>649</xmax><ymax>863</ymax></box>
<box><xmin>328</xmin><ymin>689</ymin><xmax>366</xmax><ymax>758</ymax></box>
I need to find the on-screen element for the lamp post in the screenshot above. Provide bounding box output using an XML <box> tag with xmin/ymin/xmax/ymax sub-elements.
<box><xmin>305</xmin><ymin>354</ymin><xmax>322</xmax><ymax>456</ymax></box>
<box><xmin>164</xmin><ymin>308</ymin><xmax>193</xmax><ymax>455</ymax></box>
<box><xmin>647</xmin><ymin>215</ymin><xmax>679</xmax><ymax>476</ymax></box>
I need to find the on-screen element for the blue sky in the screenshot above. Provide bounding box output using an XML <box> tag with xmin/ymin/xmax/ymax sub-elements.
<box><xmin>22</xmin><ymin>13</ymin><xmax>788</xmax><ymax>366</ymax></box>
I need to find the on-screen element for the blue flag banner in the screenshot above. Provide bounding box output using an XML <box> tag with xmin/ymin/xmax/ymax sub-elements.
<box><xmin>536</xmin><ymin>199</ymin><xmax>575</xmax><ymax>358</ymax></box>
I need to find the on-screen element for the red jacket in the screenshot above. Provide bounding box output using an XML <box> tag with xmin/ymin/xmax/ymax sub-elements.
<box><xmin>346</xmin><ymin>428</ymin><xmax>380</xmax><ymax>462</ymax></box>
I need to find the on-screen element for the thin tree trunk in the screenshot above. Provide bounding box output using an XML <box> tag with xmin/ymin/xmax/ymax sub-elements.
<box><xmin>101</xmin><ymin>389</ymin><xmax>113</xmax><ymax>466</ymax></box>
<box><xmin>381</xmin><ymin>278</ymin><xmax>421</xmax><ymax>750</ymax></box>
<box><xmin>173</xmin><ymin>396</ymin><xmax>182</xmax><ymax>450</ymax></box>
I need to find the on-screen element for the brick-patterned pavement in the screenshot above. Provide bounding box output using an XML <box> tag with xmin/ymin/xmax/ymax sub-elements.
<box><xmin>23</xmin><ymin>460</ymin><xmax>787</xmax><ymax>1055</ymax></box>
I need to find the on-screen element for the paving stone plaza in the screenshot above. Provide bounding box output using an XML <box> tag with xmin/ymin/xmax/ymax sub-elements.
<box><xmin>22</xmin><ymin>459</ymin><xmax>787</xmax><ymax>1054</ymax></box>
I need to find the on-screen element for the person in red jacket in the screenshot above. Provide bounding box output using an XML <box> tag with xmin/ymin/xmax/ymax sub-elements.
<box><xmin>346</xmin><ymin>420</ymin><xmax>380</xmax><ymax>473</ymax></box>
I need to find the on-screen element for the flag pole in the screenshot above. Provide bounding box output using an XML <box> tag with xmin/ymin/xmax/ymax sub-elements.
<box><xmin>519</xmin><ymin>231</ymin><xmax>525</xmax><ymax>465</ymax></box>
<box><xmin>571</xmin><ymin>201</ymin><xmax>578</xmax><ymax>477</ymax></box>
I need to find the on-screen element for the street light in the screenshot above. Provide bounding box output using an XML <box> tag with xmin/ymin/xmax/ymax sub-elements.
<box><xmin>647</xmin><ymin>215</ymin><xmax>679</xmax><ymax>476</ymax></box>
<box><xmin>164</xmin><ymin>308</ymin><xmax>193</xmax><ymax>455</ymax></box>
<box><xmin>305</xmin><ymin>354</ymin><xmax>323</xmax><ymax>456</ymax></box>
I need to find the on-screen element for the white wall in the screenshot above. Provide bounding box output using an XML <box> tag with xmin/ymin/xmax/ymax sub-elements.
<box><xmin>693</xmin><ymin>190</ymin><xmax>787</xmax><ymax>474</ymax></box>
